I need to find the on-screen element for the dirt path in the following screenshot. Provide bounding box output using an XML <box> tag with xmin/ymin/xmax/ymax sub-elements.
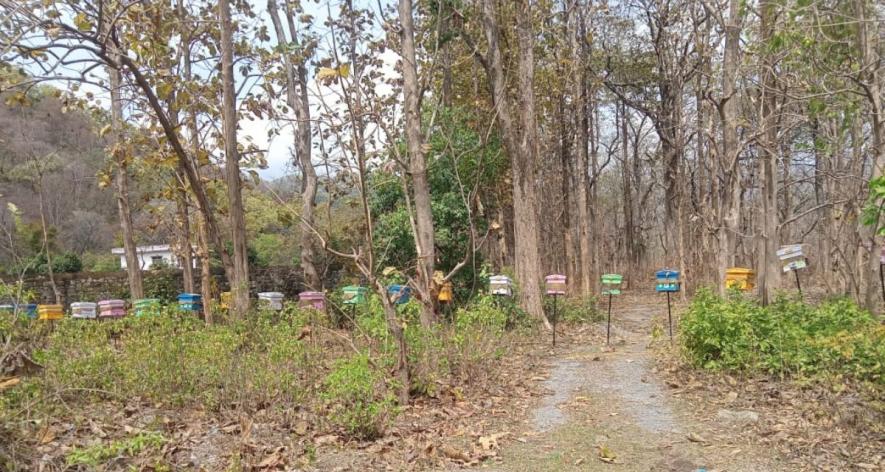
<box><xmin>475</xmin><ymin>297</ymin><xmax>785</xmax><ymax>472</ymax></box>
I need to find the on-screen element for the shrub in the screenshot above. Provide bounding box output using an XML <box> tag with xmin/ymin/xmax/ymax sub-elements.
<box><xmin>543</xmin><ymin>295</ymin><xmax>600</xmax><ymax>323</ymax></box>
<box><xmin>680</xmin><ymin>289</ymin><xmax>884</xmax><ymax>384</ymax></box>
<box><xmin>321</xmin><ymin>354</ymin><xmax>397</xmax><ymax>440</ymax></box>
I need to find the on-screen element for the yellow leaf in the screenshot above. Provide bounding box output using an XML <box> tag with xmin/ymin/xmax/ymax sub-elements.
<box><xmin>382</xmin><ymin>266</ymin><xmax>397</xmax><ymax>276</ymax></box>
<box><xmin>99</xmin><ymin>124</ymin><xmax>112</xmax><ymax>137</ymax></box>
<box><xmin>74</xmin><ymin>12</ymin><xmax>92</xmax><ymax>32</ymax></box>
<box><xmin>337</xmin><ymin>63</ymin><xmax>350</xmax><ymax>78</ymax></box>
<box><xmin>316</xmin><ymin>67</ymin><xmax>338</xmax><ymax>81</ymax></box>
<box><xmin>156</xmin><ymin>82</ymin><xmax>173</xmax><ymax>100</ymax></box>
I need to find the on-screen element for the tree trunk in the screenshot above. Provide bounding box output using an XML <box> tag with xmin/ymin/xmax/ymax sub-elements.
<box><xmin>219</xmin><ymin>0</ymin><xmax>251</xmax><ymax>317</ymax></box>
<box><xmin>175</xmin><ymin>167</ymin><xmax>195</xmax><ymax>293</ymax></box>
<box><xmin>758</xmin><ymin>0</ymin><xmax>780</xmax><ymax>305</ymax></box>
<box><xmin>267</xmin><ymin>0</ymin><xmax>320</xmax><ymax>292</ymax></box>
<box><xmin>856</xmin><ymin>0</ymin><xmax>885</xmax><ymax>310</ymax></box>
<box><xmin>572</xmin><ymin>4</ymin><xmax>593</xmax><ymax>296</ymax></box>
<box><xmin>717</xmin><ymin>0</ymin><xmax>743</xmax><ymax>294</ymax></box>
<box><xmin>398</xmin><ymin>0</ymin><xmax>437</xmax><ymax>327</ymax></box>
<box><xmin>479</xmin><ymin>0</ymin><xmax>547</xmax><ymax>324</ymax></box>
<box><xmin>108</xmin><ymin>65</ymin><xmax>144</xmax><ymax>300</ymax></box>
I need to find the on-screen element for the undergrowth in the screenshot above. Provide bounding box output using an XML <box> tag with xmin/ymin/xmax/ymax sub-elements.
<box><xmin>680</xmin><ymin>288</ymin><xmax>884</xmax><ymax>388</ymax></box>
<box><xmin>0</xmin><ymin>291</ymin><xmax>538</xmax><ymax>467</ymax></box>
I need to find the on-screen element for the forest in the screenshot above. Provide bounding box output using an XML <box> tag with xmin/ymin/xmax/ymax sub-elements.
<box><xmin>0</xmin><ymin>0</ymin><xmax>883</xmax><ymax>470</ymax></box>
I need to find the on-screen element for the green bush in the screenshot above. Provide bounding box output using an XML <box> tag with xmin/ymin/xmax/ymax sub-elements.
<box><xmin>321</xmin><ymin>354</ymin><xmax>397</xmax><ymax>440</ymax></box>
<box><xmin>680</xmin><ymin>289</ymin><xmax>884</xmax><ymax>384</ymax></box>
<box><xmin>543</xmin><ymin>295</ymin><xmax>600</xmax><ymax>323</ymax></box>
<box><xmin>66</xmin><ymin>432</ymin><xmax>166</xmax><ymax>467</ymax></box>
<box><xmin>16</xmin><ymin>306</ymin><xmax>314</xmax><ymax>412</ymax></box>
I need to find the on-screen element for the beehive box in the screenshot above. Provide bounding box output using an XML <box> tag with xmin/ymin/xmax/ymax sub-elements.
<box><xmin>342</xmin><ymin>286</ymin><xmax>368</xmax><ymax>305</ymax></box>
<box><xmin>133</xmin><ymin>298</ymin><xmax>162</xmax><ymax>317</ymax></box>
<box><xmin>18</xmin><ymin>304</ymin><xmax>37</xmax><ymax>319</ymax></box>
<box><xmin>489</xmin><ymin>275</ymin><xmax>513</xmax><ymax>297</ymax></box>
<box><xmin>258</xmin><ymin>292</ymin><xmax>284</xmax><ymax>310</ymax></box>
<box><xmin>545</xmin><ymin>274</ymin><xmax>567</xmax><ymax>295</ymax></box>
<box><xmin>601</xmin><ymin>274</ymin><xmax>623</xmax><ymax>296</ymax></box>
<box><xmin>725</xmin><ymin>267</ymin><xmax>755</xmax><ymax>291</ymax></box>
<box><xmin>438</xmin><ymin>282</ymin><xmax>454</xmax><ymax>302</ymax></box>
<box><xmin>298</xmin><ymin>291</ymin><xmax>326</xmax><ymax>311</ymax></box>
<box><xmin>387</xmin><ymin>285</ymin><xmax>411</xmax><ymax>305</ymax></box>
<box><xmin>655</xmin><ymin>269</ymin><xmax>680</xmax><ymax>292</ymax></box>
<box><xmin>38</xmin><ymin>304</ymin><xmax>64</xmax><ymax>321</ymax></box>
<box><xmin>71</xmin><ymin>302</ymin><xmax>97</xmax><ymax>319</ymax></box>
<box><xmin>177</xmin><ymin>293</ymin><xmax>202</xmax><ymax>313</ymax></box>
<box><xmin>98</xmin><ymin>299</ymin><xmax>126</xmax><ymax>319</ymax></box>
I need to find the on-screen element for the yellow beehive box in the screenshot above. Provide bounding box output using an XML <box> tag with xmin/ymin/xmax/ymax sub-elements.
<box><xmin>37</xmin><ymin>304</ymin><xmax>64</xmax><ymax>321</ymax></box>
<box><xmin>725</xmin><ymin>267</ymin><xmax>756</xmax><ymax>291</ymax></box>
<box><xmin>438</xmin><ymin>282</ymin><xmax>453</xmax><ymax>303</ymax></box>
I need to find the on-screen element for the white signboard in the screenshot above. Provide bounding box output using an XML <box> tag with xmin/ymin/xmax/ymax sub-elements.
<box><xmin>782</xmin><ymin>259</ymin><xmax>807</xmax><ymax>272</ymax></box>
<box><xmin>777</xmin><ymin>244</ymin><xmax>804</xmax><ymax>261</ymax></box>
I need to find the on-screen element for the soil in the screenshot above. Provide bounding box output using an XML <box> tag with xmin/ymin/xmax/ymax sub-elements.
<box><xmin>469</xmin><ymin>295</ymin><xmax>787</xmax><ymax>472</ymax></box>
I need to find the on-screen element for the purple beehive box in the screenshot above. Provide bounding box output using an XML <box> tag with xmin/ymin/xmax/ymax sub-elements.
<box><xmin>545</xmin><ymin>274</ymin><xmax>567</xmax><ymax>295</ymax></box>
<box><xmin>298</xmin><ymin>291</ymin><xmax>326</xmax><ymax>312</ymax></box>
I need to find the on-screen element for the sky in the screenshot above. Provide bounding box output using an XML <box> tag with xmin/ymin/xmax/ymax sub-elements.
<box><xmin>7</xmin><ymin>0</ymin><xmax>398</xmax><ymax>181</ymax></box>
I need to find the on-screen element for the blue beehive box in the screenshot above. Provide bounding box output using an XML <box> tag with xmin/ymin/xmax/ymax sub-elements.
<box><xmin>387</xmin><ymin>285</ymin><xmax>411</xmax><ymax>305</ymax></box>
<box><xmin>17</xmin><ymin>304</ymin><xmax>38</xmax><ymax>319</ymax></box>
<box><xmin>177</xmin><ymin>293</ymin><xmax>203</xmax><ymax>313</ymax></box>
<box><xmin>655</xmin><ymin>269</ymin><xmax>680</xmax><ymax>292</ymax></box>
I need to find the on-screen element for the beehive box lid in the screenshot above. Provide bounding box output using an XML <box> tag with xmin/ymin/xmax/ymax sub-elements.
<box><xmin>655</xmin><ymin>269</ymin><xmax>679</xmax><ymax>278</ymax></box>
<box><xmin>258</xmin><ymin>292</ymin><xmax>284</xmax><ymax>298</ymax></box>
<box><xmin>545</xmin><ymin>274</ymin><xmax>567</xmax><ymax>282</ymax></box>
<box><xmin>299</xmin><ymin>291</ymin><xmax>325</xmax><ymax>300</ymax></box>
<box><xmin>343</xmin><ymin>285</ymin><xmax>368</xmax><ymax>293</ymax></box>
<box><xmin>726</xmin><ymin>267</ymin><xmax>754</xmax><ymax>275</ymax></box>
<box><xmin>489</xmin><ymin>275</ymin><xmax>512</xmax><ymax>284</ymax></box>
<box><xmin>601</xmin><ymin>274</ymin><xmax>623</xmax><ymax>284</ymax></box>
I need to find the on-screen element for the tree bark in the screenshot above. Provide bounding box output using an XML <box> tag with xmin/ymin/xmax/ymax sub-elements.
<box><xmin>757</xmin><ymin>0</ymin><xmax>780</xmax><ymax>305</ymax></box>
<box><xmin>219</xmin><ymin>0</ymin><xmax>251</xmax><ymax>316</ymax></box>
<box><xmin>717</xmin><ymin>0</ymin><xmax>743</xmax><ymax>294</ymax></box>
<box><xmin>572</xmin><ymin>3</ymin><xmax>593</xmax><ymax>296</ymax></box>
<box><xmin>267</xmin><ymin>0</ymin><xmax>321</xmax><ymax>292</ymax></box>
<box><xmin>398</xmin><ymin>0</ymin><xmax>438</xmax><ymax>327</ymax></box>
<box><xmin>107</xmin><ymin>64</ymin><xmax>144</xmax><ymax>300</ymax></box>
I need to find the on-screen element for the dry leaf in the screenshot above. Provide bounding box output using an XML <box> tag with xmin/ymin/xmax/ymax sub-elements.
<box><xmin>597</xmin><ymin>445</ymin><xmax>617</xmax><ymax>463</ymax></box>
<box><xmin>0</xmin><ymin>377</ymin><xmax>21</xmax><ymax>391</ymax></box>
<box><xmin>440</xmin><ymin>444</ymin><xmax>471</xmax><ymax>462</ymax></box>
<box><xmin>687</xmin><ymin>432</ymin><xmax>709</xmax><ymax>444</ymax></box>
<box><xmin>36</xmin><ymin>425</ymin><xmax>55</xmax><ymax>444</ymax></box>
<box><xmin>478</xmin><ymin>432</ymin><xmax>509</xmax><ymax>450</ymax></box>
<box><xmin>292</xmin><ymin>420</ymin><xmax>308</xmax><ymax>436</ymax></box>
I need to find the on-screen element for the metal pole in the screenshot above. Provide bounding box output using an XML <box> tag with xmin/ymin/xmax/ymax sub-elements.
<box><xmin>666</xmin><ymin>291</ymin><xmax>673</xmax><ymax>341</ymax></box>
<box><xmin>606</xmin><ymin>293</ymin><xmax>612</xmax><ymax>345</ymax></box>
<box><xmin>552</xmin><ymin>295</ymin><xmax>557</xmax><ymax>347</ymax></box>
<box><xmin>879</xmin><ymin>263</ymin><xmax>885</xmax><ymax>304</ymax></box>
<box><xmin>794</xmin><ymin>269</ymin><xmax>802</xmax><ymax>295</ymax></box>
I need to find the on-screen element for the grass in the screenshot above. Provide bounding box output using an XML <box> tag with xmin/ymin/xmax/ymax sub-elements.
<box><xmin>66</xmin><ymin>432</ymin><xmax>166</xmax><ymax>468</ymax></box>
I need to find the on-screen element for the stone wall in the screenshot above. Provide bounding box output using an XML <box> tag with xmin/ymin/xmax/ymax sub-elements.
<box><xmin>1</xmin><ymin>267</ymin><xmax>304</xmax><ymax>306</ymax></box>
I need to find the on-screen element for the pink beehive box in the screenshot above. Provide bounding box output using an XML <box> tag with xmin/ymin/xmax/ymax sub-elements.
<box><xmin>545</xmin><ymin>274</ymin><xmax>567</xmax><ymax>295</ymax></box>
<box><xmin>98</xmin><ymin>299</ymin><xmax>126</xmax><ymax>318</ymax></box>
<box><xmin>298</xmin><ymin>291</ymin><xmax>326</xmax><ymax>311</ymax></box>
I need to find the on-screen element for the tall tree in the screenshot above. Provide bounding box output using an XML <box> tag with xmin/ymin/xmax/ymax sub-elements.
<box><xmin>398</xmin><ymin>0</ymin><xmax>438</xmax><ymax>326</ymax></box>
<box><xmin>219</xmin><ymin>0</ymin><xmax>251</xmax><ymax>316</ymax></box>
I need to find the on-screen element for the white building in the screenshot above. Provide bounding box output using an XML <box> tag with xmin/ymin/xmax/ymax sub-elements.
<box><xmin>111</xmin><ymin>244</ymin><xmax>194</xmax><ymax>270</ymax></box>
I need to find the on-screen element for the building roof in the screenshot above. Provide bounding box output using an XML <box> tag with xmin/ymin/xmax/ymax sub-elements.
<box><xmin>111</xmin><ymin>244</ymin><xmax>172</xmax><ymax>255</ymax></box>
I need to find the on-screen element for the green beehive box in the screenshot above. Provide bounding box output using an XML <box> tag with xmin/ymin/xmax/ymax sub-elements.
<box><xmin>342</xmin><ymin>286</ymin><xmax>368</xmax><ymax>305</ymax></box>
<box><xmin>601</xmin><ymin>274</ymin><xmax>623</xmax><ymax>295</ymax></box>
<box><xmin>133</xmin><ymin>298</ymin><xmax>162</xmax><ymax>317</ymax></box>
